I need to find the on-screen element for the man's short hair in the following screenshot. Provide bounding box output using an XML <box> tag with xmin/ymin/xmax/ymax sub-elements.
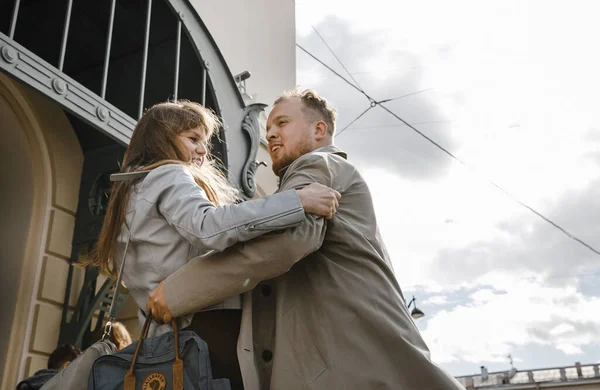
<box><xmin>274</xmin><ymin>87</ymin><xmax>338</xmax><ymax>136</ymax></box>
<box><xmin>47</xmin><ymin>344</ymin><xmax>81</xmax><ymax>370</ymax></box>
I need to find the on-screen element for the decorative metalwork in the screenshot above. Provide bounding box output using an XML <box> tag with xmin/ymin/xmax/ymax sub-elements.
<box><xmin>3</xmin><ymin>0</ymin><xmax>254</xmax><ymax>350</ymax></box>
<box><xmin>1</xmin><ymin>45</ymin><xmax>16</xmax><ymax>63</ymax></box>
<box><xmin>52</xmin><ymin>78</ymin><xmax>67</xmax><ymax>95</ymax></box>
<box><xmin>88</xmin><ymin>172</ymin><xmax>114</xmax><ymax>217</ymax></box>
<box><xmin>241</xmin><ymin>103</ymin><xmax>267</xmax><ymax>197</ymax></box>
<box><xmin>0</xmin><ymin>33</ymin><xmax>136</xmax><ymax>145</ymax></box>
<box><xmin>100</xmin><ymin>0</ymin><xmax>117</xmax><ymax>99</ymax></box>
<box><xmin>138</xmin><ymin>0</ymin><xmax>153</xmax><ymax>119</ymax></box>
<box><xmin>96</xmin><ymin>106</ymin><xmax>110</xmax><ymax>122</ymax></box>
<box><xmin>58</xmin><ymin>268</ymin><xmax>130</xmax><ymax>348</ymax></box>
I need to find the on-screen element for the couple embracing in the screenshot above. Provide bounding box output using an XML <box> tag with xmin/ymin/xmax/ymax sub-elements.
<box><xmin>89</xmin><ymin>88</ymin><xmax>464</xmax><ymax>390</ymax></box>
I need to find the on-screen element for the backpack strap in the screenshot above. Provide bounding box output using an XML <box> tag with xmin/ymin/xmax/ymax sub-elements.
<box><xmin>102</xmin><ymin>170</ymin><xmax>151</xmax><ymax>341</ymax></box>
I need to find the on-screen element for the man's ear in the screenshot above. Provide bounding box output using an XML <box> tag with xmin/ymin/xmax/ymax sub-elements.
<box><xmin>314</xmin><ymin>120</ymin><xmax>328</xmax><ymax>140</ymax></box>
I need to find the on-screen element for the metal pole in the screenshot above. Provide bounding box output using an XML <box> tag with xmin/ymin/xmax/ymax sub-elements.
<box><xmin>58</xmin><ymin>0</ymin><xmax>74</xmax><ymax>71</ymax></box>
<box><xmin>138</xmin><ymin>0</ymin><xmax>153</xmax><ymax>118</ymax></box>
<box><xmin>61</xmin><ymin>245</ymin><xmax>78</xmax><ymax>325</ymax></box>
<box><xmin>201</xmin><ymin>68</ymin><xmax>206</xmax><ymax>106</ymax></box>
<box><xmin>9</xmin><ymin>0</ymin><xmax>21</xmax><ymax>39</ymax></box>
<box><xmin>101</xmin><ymin>0</ymin><xmax>117</xmax><ymax>99</ymax></box>
<box><xmin>173</xmin><ymin>20</ymin><xmax>181</xmax><ymax>100</ymax></box>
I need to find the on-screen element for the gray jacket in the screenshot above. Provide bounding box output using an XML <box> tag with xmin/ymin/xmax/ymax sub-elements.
<box><xmin>40</xmin><ymin>340</ymin><xmax>116</xmax><ymax>390</ymax></box>
<box><xmin>115</xmin><ymin>164</ymin><xmax>305</xmax><ymax>332</ymax></box>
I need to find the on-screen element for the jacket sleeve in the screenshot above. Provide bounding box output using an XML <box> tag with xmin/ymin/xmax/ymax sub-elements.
<box><xmin>164</xmin><ymin>154</ymin><xmax>333</xmax><ymax>317</ymax></box>
<box><xmin>41</xmin><ymin>340</ymin><xmax>116</xmax><ymax>390</ymax></box>
<box><xmin>141</xmin><ymin>164</ymin><xmax>305</xmax><ymax>252</ymax></box>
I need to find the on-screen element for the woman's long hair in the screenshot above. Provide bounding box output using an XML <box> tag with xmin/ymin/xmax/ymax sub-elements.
<box><xmin>85</xmin><ymin>100</ymin><xmax>239</xmax><ymax>278</ymax></box>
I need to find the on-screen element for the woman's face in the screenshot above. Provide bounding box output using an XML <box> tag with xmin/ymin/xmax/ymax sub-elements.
<box><xmin>177</xmin><ymin>127</ymin><xmax>208</xmax><ymax>165</ymax></box>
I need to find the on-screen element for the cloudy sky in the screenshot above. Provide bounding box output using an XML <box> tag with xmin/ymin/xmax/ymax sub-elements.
<box><xmin>295</xmin><ymin>0</ymin><xmax>600</xmax><ymax>377</ymax></box>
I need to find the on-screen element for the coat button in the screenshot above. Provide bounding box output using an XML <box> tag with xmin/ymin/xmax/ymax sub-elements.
<box><xmin>261</xmin><ymin>284</ymin><xmax>272</xmax><ymax>297</ymax></box>
<box><xmin>262</xmin><ymin>349</ymin><xmax>273</xmax><ymax>362</ymax></box>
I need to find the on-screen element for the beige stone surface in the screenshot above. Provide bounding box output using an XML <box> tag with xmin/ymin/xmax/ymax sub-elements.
<box><xmin>91</xmin><ymin>314</ymin><xmax>99</xmax><ymax>330</ymax></box>
<box><xmin>25</xmin><ymin>355</ymin><xmax>48</xmax><ymax>377</ymax></box>
<box><xmin>121</xmin><ymin>318</ymin><xmax>141</xmax><ymax>342</ymax></box>
<box><xmin>39</xmin><ymin>256</ymin><xmax>85</xmax><ymax>306</ymax></box>
<box><xmin>96</xmin><ymin>273</ymin><xmax>108</xmax><ymax>294</ymax></box>
<box><xmin>18</xmin><ymin>83</ymin><xmax>83</xmax><ymax>213</ymax></box>
<box><xmin>0</xmin><ymin>74</ymin><xmax>83</xmax><ymax>389</ymax></box>
<box><xmin>0</xmin><ymin>74</ymin><xmax>53</xmax><ymax>390</ymax></box>
<box><xmin>118</xmin><ymin>295</ymin><xmax>141</xmax><ymax>320</ymax></box>
<box><xmin>30</xmin><ymin>304</ymin><xmax>62</xmax><ymax>355</ymax></box>
<box><xmin>255</xmin><ymin>145</ymin><xmax>278</xmax><ymax>195</ymax></box>
<box><xmin>46</xmin><ymin>210</ymin><xmax>75</xmax><ymax>259</ymax></box>
<box><xmin>253</xmin><ymin>112</ymin><xmax>278</xmax><ymax>196</ymax></box>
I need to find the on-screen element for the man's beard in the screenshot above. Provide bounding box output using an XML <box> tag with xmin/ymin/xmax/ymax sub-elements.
<box><xmin>271</xmin><ymin>140</ymin><xmax>315</xmax><ymax>176</ymax></box>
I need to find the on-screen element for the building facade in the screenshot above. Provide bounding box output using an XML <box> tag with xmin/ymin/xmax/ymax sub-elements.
<box><xmin>457</xmin><ymin>362</ymin><xmax>600</xmax><ymax>390</ymax></box>
<box><xmin>0</xmin><ymin>0</ymin><xmax>291</xmax><ymax>387</ymax></box>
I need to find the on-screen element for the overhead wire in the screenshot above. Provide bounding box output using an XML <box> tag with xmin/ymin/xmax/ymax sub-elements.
<box><xmin>296</xmin><ymin>43</ymin><xmax>600</xmax><ymax>257</ymax></box>
<box><xmin>335</xmin><ymin>105</ymin><xmax>374</xmax><ymax>138</ymax></box>
<box><xmin>342</xmin><ymin>120</ymin><xmax>454</xmax><ymax>132</ymax></box>
<box><xmin>300</xmin><ymin>28</ymin><xmax>413</xmax><ymax>140</ymax></box>
<box><xmin>379</xmin><ymin>88</ymin><xmax>434</xmax><ymax>104</ymax></box>
<box><xmin>311</xmin><ymin>26</ymin><xmax>364</xmax><ymax>91</ymax></box>
<box><xmin>297</xmin><ymin>43</ymin><xmax>368</xmax><ymax>98</ymax></box>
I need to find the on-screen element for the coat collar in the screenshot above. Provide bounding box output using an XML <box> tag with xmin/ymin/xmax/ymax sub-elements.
<box><xmin>277</xmin><ymin>145</ymin><xmax>347</xmax><ymax>179</ymax></box>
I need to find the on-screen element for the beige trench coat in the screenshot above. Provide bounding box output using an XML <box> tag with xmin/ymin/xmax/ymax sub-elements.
<box><xmin>165</xmin><ymin>146</ymin><xmax>464</xmax><ymax>389</ymax></box>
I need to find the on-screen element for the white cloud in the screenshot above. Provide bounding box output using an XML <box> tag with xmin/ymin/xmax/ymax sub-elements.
<box><xmin>550</xmin><ymin>324</ymin><xmax>576</xmax><ymax>336</ymax></box>
<box><xmin>556</xmin><ymin>343</ymin><xmax>583</xmax><ymax>355</ymax></box>
<box><xmin>298</xmin><ymin>0</ymin><xmax>600</xmax><ymax>200</ymax></box>
<box><xmin>420</xmin><ymin>275</ymin><xmax>600</xmax><ymax>364</ymax></box>
<box><xmin>470</xmin><ymin>289</ymin><xmax>499</xmax><ymax>304</ymax></box>
<box><xmin>359</xmin><ymin>166</ymin><xmax>531</xmax><ymax>290</ymax></box>
<box><xmin>423</xmin><ymin>295</ymin><xmax>449</xmax><ymax>305</ymax></box>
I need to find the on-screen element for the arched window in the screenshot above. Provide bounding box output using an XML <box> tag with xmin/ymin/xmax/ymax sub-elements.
<box><xmin>0</xmin><ymin>0</ymin><xmax>265</xmax><ymax>348</ymax></box>
<box><xmin>1</xmin><ymin>0</ymin><xmax>262</xmax><ymax>195</ymax></box>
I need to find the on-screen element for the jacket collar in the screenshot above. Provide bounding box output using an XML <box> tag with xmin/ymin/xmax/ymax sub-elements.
<box><xmin>277</xmin><ymin>145</ymin><xmax>347</xmax><ymax>179</ymax></box>
<box><xmin>110</xmin><ymin>170</ymin><xmax>151</xmax><ymax>182</ymax></box>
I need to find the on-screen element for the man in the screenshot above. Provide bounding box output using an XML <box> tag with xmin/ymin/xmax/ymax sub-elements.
<box><xmin>16</xmin><ymin>344</ymin><xmax>81</xmax><ymax>390</ymax></box>
<box><xmin>148</xmin><ymin>88</ymin><xmax>464</xmax><ymax>389</ymax></box>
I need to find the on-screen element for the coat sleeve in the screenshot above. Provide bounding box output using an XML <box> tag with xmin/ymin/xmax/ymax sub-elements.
<box><xmin>164</xmin><ymin>154</ymin><xmax>333</xmax><ymax>317</ymax></box>
<box><xmin>141</xmin><ymin>164</ymin><xmax>305</xmax><ymax>252</ymax></box>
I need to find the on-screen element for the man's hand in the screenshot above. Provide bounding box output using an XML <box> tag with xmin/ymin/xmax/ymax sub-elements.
<box><xmin>297</xmin><ymin>183</ymin><xmax>341</xmax><ymax>220</ymax></box>
<box><xmin>146</xmin><ymin>280</ymin><xmax>173</xmax><ymax>324</ymax></box>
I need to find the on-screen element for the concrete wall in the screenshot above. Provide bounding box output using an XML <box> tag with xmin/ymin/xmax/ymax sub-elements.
<box><xmin>192</xmin><ymin>0</ymin><xmax>297</xmax><ymax>106</ymax></box>
<box><xmin>190</xmin><ymin>0</ymin><xmax>294</xmax><ymax>194</ymax></box>
<box><xmin>254</xmin><ymin>110</ymin><xmax>279</xmax><ymax>195</ymax></box>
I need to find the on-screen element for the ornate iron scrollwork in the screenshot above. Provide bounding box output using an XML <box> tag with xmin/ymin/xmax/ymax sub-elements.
<box><xmin>88</xmin><ymin>171</ymin><xmax>115</xmax><ymax>217</ymax></box>
<box><xmin>240</xmin><ymin>103</ymin><xmax>267</xmax><ymax>197</ymax></box>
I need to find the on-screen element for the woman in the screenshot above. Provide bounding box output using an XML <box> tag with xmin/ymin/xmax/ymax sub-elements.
<box><xmin>86</xmin><ymin>101</ymin><xmax>340</xmax><ymax>389</ymax></box>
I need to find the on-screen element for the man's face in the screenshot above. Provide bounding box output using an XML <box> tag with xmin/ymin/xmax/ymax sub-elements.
<box><xmin>266</xmin><ymin>98</ymin><xmax>316</xmax><ymax>175</ymax></box>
